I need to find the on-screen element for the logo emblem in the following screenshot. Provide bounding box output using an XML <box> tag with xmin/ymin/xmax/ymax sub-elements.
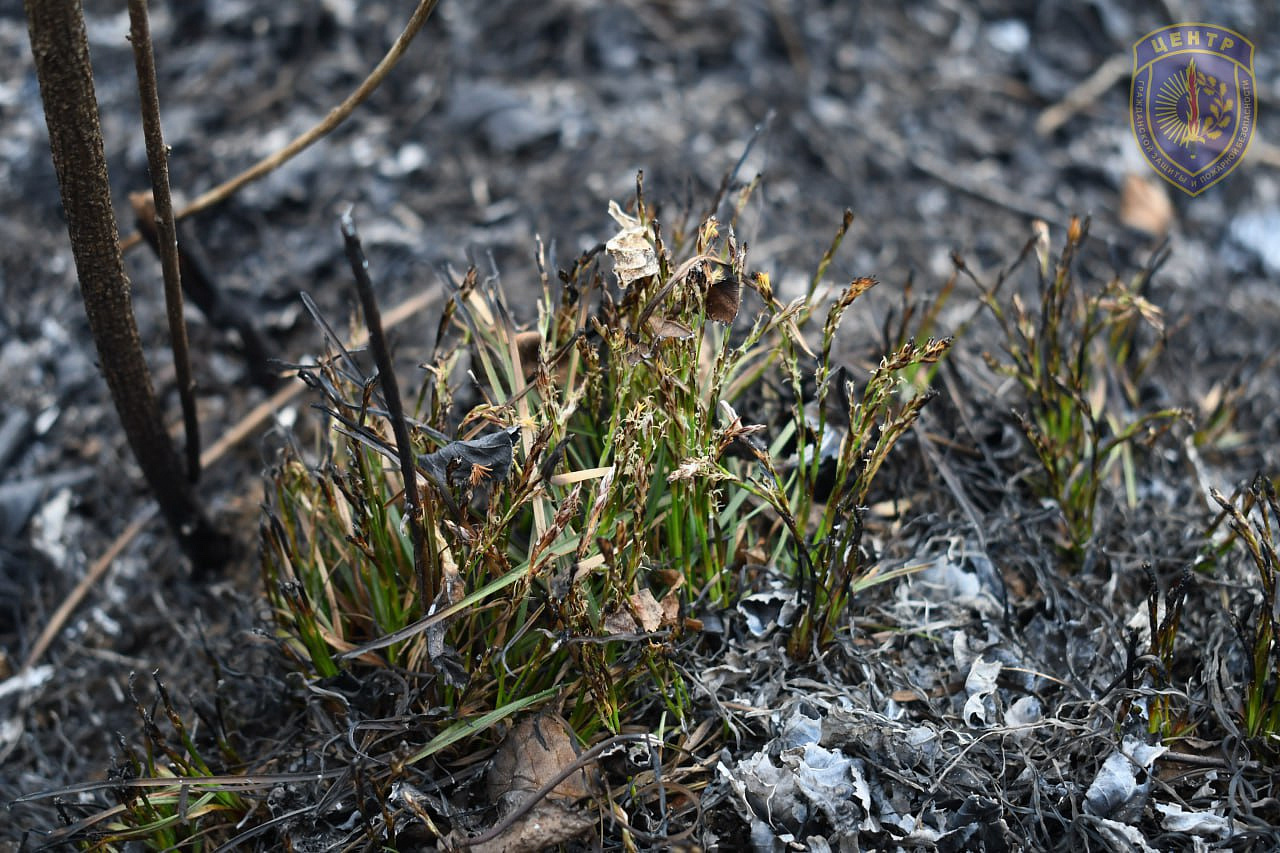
<box><xmin>1130</xmin><ymin>24</ymin><xmax>1256</xmax><ymax>196</ymax></box>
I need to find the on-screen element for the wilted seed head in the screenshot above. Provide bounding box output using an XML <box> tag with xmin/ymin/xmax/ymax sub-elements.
<box><xmin>1098</xmin><ymin>293</ymin><xmax>1165</xmax><ymax>334</ymax></box>
<box><xmin>753</xmin><ymin>271</ymin><xmax>773</xmax><ymax>302</ymax></box>
<box><xmin>705</xmin><ymin>263</ymin><xmax>741</xmax><ymax>324</ymax></box>
<box><xmin>1032</xmin><ymin>219</ymin><xmax>1050</xmax><ymax>276</ymax></box>
<box><xmin>921</xmin><ymin>337</ymin><xmax>952</xmax><ymax>362</ymax></box>
<box><xmin>847</xmin><ymin>276</ymin><xmax>878</xmax><ymax>301</ymax></box>
<box><xmin>716</xmin><ymin>417</ymin><xmax>767</xmax><ymax>459</ymax></box>
<box><xmin>825</xmin><ymin>276</ymin><xmax>878</xmax><ymax>336</ymax></box>
<box><xmin>1067</xmin><ymin>215</ymin><xmax>1083</xmax><ymax>245</ymax></box>
<box><xmin>881</xmin><ymin>341</ymin><xmax>919</xmax><ymax>372</ymax></box>
<box><xmin>667</xmin><ymin>455</ymin><xmax>735</xmax><ymax>483</ymax></box>
<box><xmin>697</xmin><ymin>216</ymin><xmax>720</xmax><ymax>252</ymax></box>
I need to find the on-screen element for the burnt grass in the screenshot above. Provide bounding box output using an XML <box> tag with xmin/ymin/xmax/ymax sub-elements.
<box><xmin>3</xmin><ymin>0</ymin><xmax>1280</xmax><ymax>850</ymax></box>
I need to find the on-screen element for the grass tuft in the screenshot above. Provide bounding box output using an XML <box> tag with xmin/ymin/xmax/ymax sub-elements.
<box><xmin>1212</xmin><ymin>477</ymin><xmax>1280</xmax><ymax>744</ymax></box>
<box><xmin>963</xmin><ymin>216</ymin><xmax>1186</xmax><ymax>558</ymax></box>
<box><xmin>79</xmin><ymin>675</ymin><xmax>250</xmax><ymax>850</ymax></box>
<box><xmin>254</xmin><ymin>180</ymin><xmax>942</xmax><ymax>834</ymax></box>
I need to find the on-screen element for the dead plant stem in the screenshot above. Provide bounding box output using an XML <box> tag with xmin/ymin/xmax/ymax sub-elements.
<box><xmin>341</xmin><ymin>210</ymin><xmax>434</xmax><ymax>609</ymax></box>
<box><xmin>128</xmin><ymin>0</ymin><xmax>200</xmax><ymax>482</ymax></box>
<box><xmin>118</xmin><ymin>0</ymin><xmax>441</xmax><ymax>252</ymax></box>
<box><xmin>24</xmin><ymin>0</ymin><xmax>227</xmax><ymax>571</ymax></box>
<box><xmin>16</xmin><ymin>288</ymin><xmax>436</xmax><ymax>676</ymax></box>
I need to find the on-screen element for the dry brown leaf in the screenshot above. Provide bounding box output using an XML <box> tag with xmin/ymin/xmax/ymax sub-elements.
<box><xmin>491</xmin><ymin>717</ymin><xmax>589</xmax><ymax>801</ymax></box>
<box><xmin>736</xmin><ymin>541</ymin><xmax>768</xmax><ymax>567</ymax></box>
<box><xmin>603</xmin><ymin>608</ymin><xmax>638</xmax><ymax>635</ymax></box>
<box><xmin>463</xmin><ymin>716</ymin><xmax>595</xmax><ymax>853</ymax></box>
<box><xmin>629</xmin><ymin>588</ymin><xmax>664</xmax><ymax>633</ymax></box>
<box><xmin>659</xmin><ymin>589</ymin><xmax>680</xmax><ymax>628</ymax></box>
<box><xmin>648</xmin><ymin>316</ymin><xmax>694</xmax><ymax>340</ymax></box>
<box><xmin>514</xmin><ymin>330</ymin><xmax>542</xmax><ymax>381</ymax></box>
<box><xmin>868</xmin><ymin>498</ymin><xmax>908</xmax><ymax>518</ymax></box>
<box><xmin>1119</xmin><ymin>173</ymin><xmax>1173</xmax><ymax>236</ymax></box>
<box><xmin>652</xmin><ymin>568</ymin><xmax>684</xmax><ymax>589</ymax></box>
<box><xmin>465</xmin><ymin>803</ymin><xmax>595</xmax><ymax>853</ymax></box>
<box><xmin>705</xmin><ymin>265</ymin><xmax>741</xmax><ymax>324</ymax></box>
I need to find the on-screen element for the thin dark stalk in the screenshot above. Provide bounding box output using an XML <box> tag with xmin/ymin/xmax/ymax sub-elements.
<box><xmin>340</xmin><ymin>210</ymin><xmax>433</xmax><ymax>607</ymax></box>
<box><xmin>24</xmin><ymin>0</ymin><xmax>228</xmax><ymax>572</ymax></box>
<box><xmin>808</xmin><ymin>208</ymin><xmax>854</xmax><ymax>301</ymax></box>
<box><xmin>128</xmin><ymin>0</ymin><xmax>199</xmax><ymax>482</ymax></box>
<box><xmin>704</xmin><ymin>109</ymin><xmax>774</xmax><ymax>224</ymax></box>
<box><xmin>130</xmin><ymin>193</ymin><xmax>280</xmax><ymax>392</ymax></box>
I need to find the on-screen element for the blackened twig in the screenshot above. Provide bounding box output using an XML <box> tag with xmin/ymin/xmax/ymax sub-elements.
<box><xmin>340</xmin><ymin>209</ymin><xmax>434</xmax><ymax>607</ymax></box>
<box><xmin>130</xmin><ymin>193</ymin><xmax>281</xmax><ymax>392</ymax></box>
<box><xmin>119</xmin><ymin>0</ymin><xmax>443</xmax><ymax>253</ymax></box>
<box><xmin>24</xmin><ymin>0</ymin><xmax>228</xmax><ymax>573</ymax></box>
<box><xmin>299</xmin><ymin>291</ymin><xmax>365</xmax><ymax>385</ymax></box>
<box><xmin>705</xmin><ymin>109</ymin><xmax>775</xmax><ymax>225</ymax></box>
<box><xmin>19</xmin><ymin>288</ymin><xmax>437</xmax><ymax>677</ymax></box>
<box><xmin>128</xmin><ymin>0</ymin><xmax>200</xmax><ymax>482</ymax></box>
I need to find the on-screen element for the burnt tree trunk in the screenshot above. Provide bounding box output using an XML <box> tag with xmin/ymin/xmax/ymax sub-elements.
<box><xmin>25</xmin><ymin>0</ymin><xmax>229</xmax><ymax>572</ymax></box>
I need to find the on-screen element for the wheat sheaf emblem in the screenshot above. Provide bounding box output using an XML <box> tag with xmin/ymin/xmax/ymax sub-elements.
<box><xmin>1155</xmin><ymin>58</ymin><xmax>1234</xmax><ymax>158</ymax></box>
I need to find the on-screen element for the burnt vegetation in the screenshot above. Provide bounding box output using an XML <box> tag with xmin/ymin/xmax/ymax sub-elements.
<box><xmin>5</xmin><ymin>1</ymin><xmax>1280</xmax><ymax>851</ymax></box>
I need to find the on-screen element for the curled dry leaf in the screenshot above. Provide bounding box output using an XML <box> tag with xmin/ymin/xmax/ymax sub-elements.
<box><xmin>463</xmin><ymin>716</ymin><xmax>595</xmax><ymax>853</ymax></box>
<box><xmin>425</xmin><ymin>537</ymin><xmax>469</xmax><ymax>688</ymax></box>
<box><xmin>1119</xmin><ymin>173</ymin><xmax>1173</xmax><ymax>236</ymax></box>
<box><xmin>604</xmin><ymin>200</ymin><xmax>658</xmax><ymax>287</ymax></box>
<box><xmin>629</xmin><ymin>588</ymin><xmax>664</xmax><ymax>633</ymax></box>
<box><xmin>603</xmin><ymin>608</ymin><xmax>638</xmax><ymax>635</ymax></box>
<box><xmin>490</xmin><ymin>716</ymin><xmax>591</xmax><ymax>801</ymax></box>
<box><xmin>704</xmin><ymin>261</ymin><xmax>741</xmax><ymax>324</ymax></box>
<box><xmin>652</xmin><ymin>567</ymin><xmax>685</xmax><ymax>589</ymax></box>
<box><xmin>659</xmin><ymin>589</ymin><xmax>680</xmax><ymax>628</ymax></box>
<box><xmin>418</xmin><ymin>427</ymin><xmax>518</xmax><ymax>492</ymax></box>
<box><xmin>647</xmin><ymin>316</ymin><xmax>694</xmax><ymax>341</ymax></box>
